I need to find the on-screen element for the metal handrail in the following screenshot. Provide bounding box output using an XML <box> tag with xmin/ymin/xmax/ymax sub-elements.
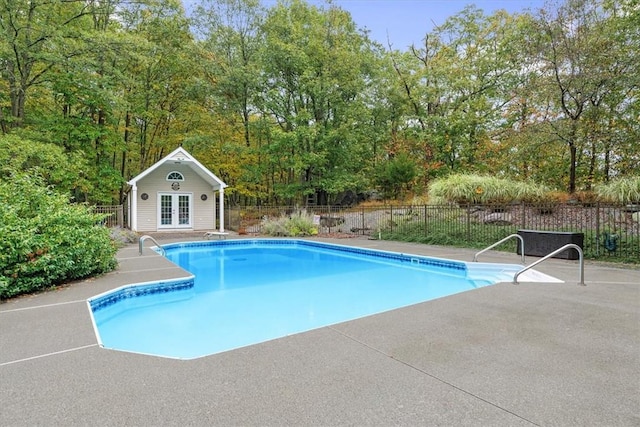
<box><xmin>473</xmin><ymin>234</ymin><xmax>525</xmax><ymax>264</ymax></box>
<box><xmin>139</xmin><ymin>235</ymin><xmax>166</xmax><ymax>257</ymax></box>
<box><xmin>513</xmin><ymin>244</ymin><xmax>585</xmax><ymax>285</ymax></box>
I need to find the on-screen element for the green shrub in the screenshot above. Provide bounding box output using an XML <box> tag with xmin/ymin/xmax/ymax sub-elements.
<box><xmin>375</xmin><ymin>153</ymin><xmax>417</xmax><ymax>198</ymax></box>
<box><xmin>0</xmin><ymin>174</ymin><xmax>117</xmax><ymax>300</ymax></box>
<box><xmin>594</xmin><ymin>177</ymin><xmax>640</xmax><ymax>204</ymax></box>
<box><xmin>428</xmin><ymin>174</ymin><xmax>549</xmax><ymax>205</ymax></box>
<box><xmin>261</xmin><ymin>210</ymin><xmax>318</xmax><ymax>237</ymax></box>
<box><xmin>0</xmin><ymin>134</ymin><xmax>93</xmax><ymax>198</ymax></box>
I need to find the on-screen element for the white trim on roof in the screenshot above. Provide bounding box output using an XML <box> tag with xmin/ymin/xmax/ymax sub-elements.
<box><xmin>127</xmin><ymin>147</ymin><xmax>227</xmax><ymax>189</ymax></box>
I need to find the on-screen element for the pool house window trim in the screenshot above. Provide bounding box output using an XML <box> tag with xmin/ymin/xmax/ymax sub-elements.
<box><xmin>166</xmin><ymin>171</ymin><xmax>185</xmax><ymax>182</ymax></box>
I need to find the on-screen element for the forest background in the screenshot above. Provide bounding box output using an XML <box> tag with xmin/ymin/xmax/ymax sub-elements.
<box><xmin>1</xmin><ymin>0</ymin><xmax>638</xmax><ymax>206</ymax></box>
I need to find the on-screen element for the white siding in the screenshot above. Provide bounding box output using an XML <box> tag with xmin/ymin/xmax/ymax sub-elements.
<box><xmin>135</xmin><ymin>164</ymin><xmax>215</xmax><ymax>232</ymax></box>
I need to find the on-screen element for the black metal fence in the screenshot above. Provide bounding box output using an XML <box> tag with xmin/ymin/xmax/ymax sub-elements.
<box><xmin>227</xmin><ymin>203</ymin><xmax>640</xmax><ymax>263</ymax></box>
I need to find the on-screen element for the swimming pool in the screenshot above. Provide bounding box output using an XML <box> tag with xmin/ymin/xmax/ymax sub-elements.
<box><xmin>88</xmin><ymin>239</ymin><xmax>559</xmax><ymax>359</ymax></box>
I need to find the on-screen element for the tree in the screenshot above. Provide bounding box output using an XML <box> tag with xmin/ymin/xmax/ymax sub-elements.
<box><xmin>530</xmin><ymin>0</ymin><xmax>627</xmax><ymax>192</ymax></box>
<box><xmin>1</xmin><ymin>0</ymin><xmax>636</xmax><ymax>206</ymax></box>
<box><xmin>0</xmin><ymin>133</ymin><xmax>91</xmax><ymax>195</ymax></box>
<box><xmin>190</xmin><ymin>0</ymin><xmax>268</xmax><ymax>204</ymax></box>
<box><xmin>257</xmin><ymin>0</ymin><xmax>375</xmax><ymax>204</ymax></box>
<box><xmin>375</xmin><ymin>152</ymin><xmax>417</xmax><ymax>199</ymax></box>
<box><xmin>194</xmin><ymin>0</ymin><xmax>264</xmax><ymax>148</ymax></box>
<box><xmin>0</xmin><ymin>0</ymin><xmax>117</xmax><ymax>129</ymax></box>
<box><xmin>386</xmin><ymin>6</ymin><xmax>529</xmax><ymax>185</ymax></box>
<box><xmin>117</xmin><ymin>0</ymin><xmax>200</xmax><ymax>172</ymax></box>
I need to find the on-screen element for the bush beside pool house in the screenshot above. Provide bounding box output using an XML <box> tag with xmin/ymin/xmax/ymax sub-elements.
<box><xmin>126</xmin><ymin>147</ymin><xmax>227</xmax><ymax>233</ymax></box>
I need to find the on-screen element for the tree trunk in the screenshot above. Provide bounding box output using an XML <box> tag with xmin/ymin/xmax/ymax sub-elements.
<box><xmin>9</xmin><ymin>86</ymin><xmax>26</xmax><ymax>128</ymax></box>
<box><xmin>569</xmin><ymin>142</ymin><xmax>577</xmax><ymax>194</ymax></box>
<box><xmin>568</xmin><ymin>123</ymin><xmax>578</xmax><ymax>194</ymax></box>
<box><xmin>586</xmin><ymin>139</ymin><xmax>597</xmax><ymax>191</ymax></box>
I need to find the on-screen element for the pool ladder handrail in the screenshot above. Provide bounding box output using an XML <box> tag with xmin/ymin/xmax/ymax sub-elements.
<box><xmin>513</xmin><ymin>243</ymin><xmax>585</xmax><ymax>286</ymax></box>
<box><xmin>473</xmin><ymin>234</ymin><xmax>525</xmax><ymax>264</ymax></box>
<box><xmin>139</xmin><ymin>235</ymin><xmax>166</xmax><ymax>257</ymax></box>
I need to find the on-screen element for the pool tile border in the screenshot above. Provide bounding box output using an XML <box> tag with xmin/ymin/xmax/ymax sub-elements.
<box><xmin>161</xmin><ymin>239</ymin><xmax>467</xmax><ymax>271</ymax></box>
<box><xmin>89</xmin><ymin>277</ymin><xmax>194</xmax><ymax>313</ymax></box>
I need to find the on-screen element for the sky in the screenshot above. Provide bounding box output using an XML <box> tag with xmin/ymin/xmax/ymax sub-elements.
<box><xmin>182</xmin><ymin>0</ymin><xmax>549</xmax><ymax>49</ymax></box>
<box><xmin>260</xmin><ymin>0</ymin><xmax>548</xmax><ymax>49</ymax></box>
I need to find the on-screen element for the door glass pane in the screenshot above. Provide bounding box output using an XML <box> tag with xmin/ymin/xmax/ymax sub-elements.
<box><xmin>178</xmin><ymin>195</ymin><xmax>190</xmax><ymax>225</ymax></box>
<box><xmin>161</xmin><ymin>195</ymin><xmax>172</xmax><ymax>225</ymax></box>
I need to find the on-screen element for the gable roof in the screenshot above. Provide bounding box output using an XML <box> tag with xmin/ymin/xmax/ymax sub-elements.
<box><xmin>127</xmin><ymin>147</ymin><xmax>227</xmax><ymax>190</ymax></box>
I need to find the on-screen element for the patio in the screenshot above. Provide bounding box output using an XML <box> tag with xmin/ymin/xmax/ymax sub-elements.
<box><xmin>1</xmin><ymin>236</ymin><xmax>638</xmax><ymax>426</ymax></box>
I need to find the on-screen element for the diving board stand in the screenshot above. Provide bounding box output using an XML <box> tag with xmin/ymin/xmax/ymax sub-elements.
<box><xmin>203</xmin><ymin>231</ymin><xmax>229</xmax><ymax>240</ymax></box>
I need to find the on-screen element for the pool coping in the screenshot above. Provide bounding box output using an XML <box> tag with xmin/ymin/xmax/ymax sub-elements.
<box><xmin>1</xmin><ymin>236</ymin><xmax>639</xmax><ymax>426</ymax></box>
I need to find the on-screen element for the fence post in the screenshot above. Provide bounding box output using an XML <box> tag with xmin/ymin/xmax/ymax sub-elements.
<box><xmin>595</xmin><ymin>202</ymin><xmax>600</xmax><ymax>256</ymax></box>
<box><xmin>424</xmin><ymin>204</ymin><xmax>428</xmax><ymax>237</ymax></box>
<box><xmin>117</xmin><ymin>205</ymin><xmax>124</xmax><ymax>227</ymax></box>
<box><xmin>390</xmin><ymin>205</ymin><xmax>393</xmax><ymax>233</ymax></box>
<box><xmin>466</xmin><ymin>204</ymin><xmax>471</xmax><ymax>242</ymax></box>
<box><xmin>361</xmin><ymin>207</ymin><xmax>365</xmax><ymax>235</ymax></box>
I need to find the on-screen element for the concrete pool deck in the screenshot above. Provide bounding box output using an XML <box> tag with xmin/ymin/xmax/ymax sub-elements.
<box><xmin>1</xmin><ymin>235</ymin><xmax>638</xmax><ymax>426</ymax></box>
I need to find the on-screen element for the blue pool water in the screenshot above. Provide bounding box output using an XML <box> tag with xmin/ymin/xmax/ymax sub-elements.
<box><xmin>89</xmin><ymin>240</ymin><xmax>529</xmax><ymax>359</ymax></box>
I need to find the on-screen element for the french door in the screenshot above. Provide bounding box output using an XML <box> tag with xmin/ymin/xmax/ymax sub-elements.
<box><xmin>158</xmin><ymin>193</ymin><xmax>192</xmax><ymax>229</ymax></box>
